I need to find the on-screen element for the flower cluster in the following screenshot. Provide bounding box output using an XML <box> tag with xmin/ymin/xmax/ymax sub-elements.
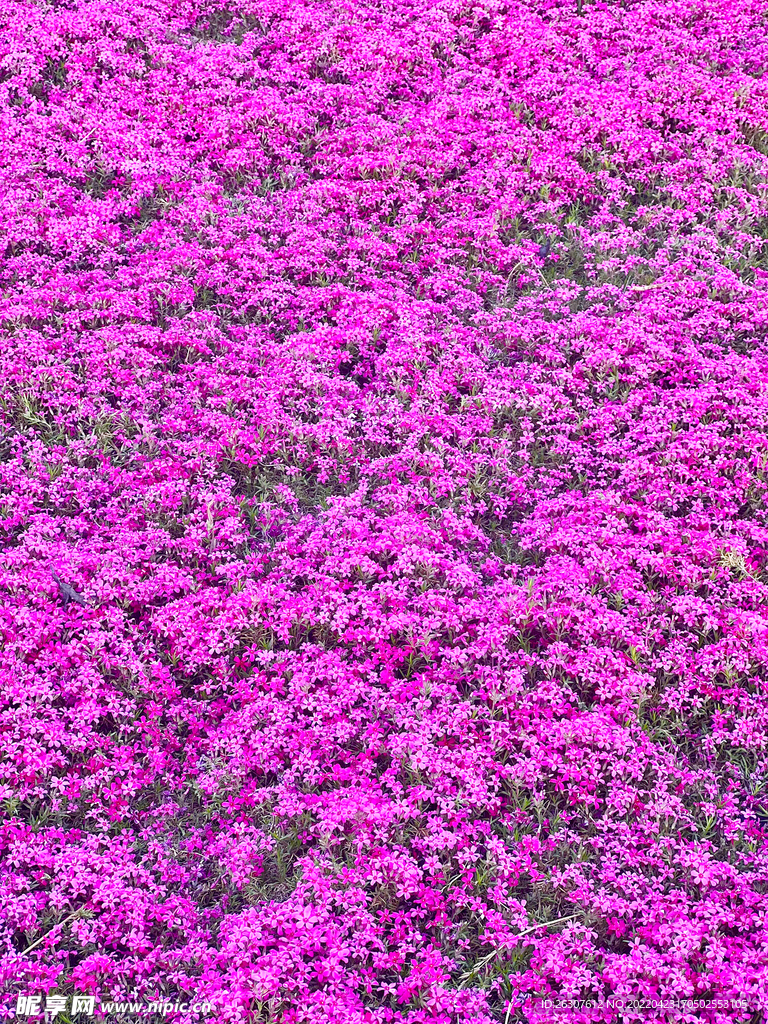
<box><xmin>1</xmin><ymin>0</ymin><xmax>768</xmax><ymax>1020</ymax></box>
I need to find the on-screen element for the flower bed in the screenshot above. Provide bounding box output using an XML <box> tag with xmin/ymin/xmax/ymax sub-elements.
<box><xmin>1</xmin><ymin>0</ymin><xmax>768</xmax><ymax>1020</ymax></box>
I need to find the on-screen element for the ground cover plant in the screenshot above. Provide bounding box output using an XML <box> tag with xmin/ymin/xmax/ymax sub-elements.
<box><xmin>1</xmin><ymin>0</ymin><xmax>768</xmax><ymax>1020</ymax></box>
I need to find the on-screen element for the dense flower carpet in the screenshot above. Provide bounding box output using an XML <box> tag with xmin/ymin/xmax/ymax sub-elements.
<box><xmin>1</xmin><ymin>0</ymin><xmax>768</xmax><ymax>1020</ymax></box>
